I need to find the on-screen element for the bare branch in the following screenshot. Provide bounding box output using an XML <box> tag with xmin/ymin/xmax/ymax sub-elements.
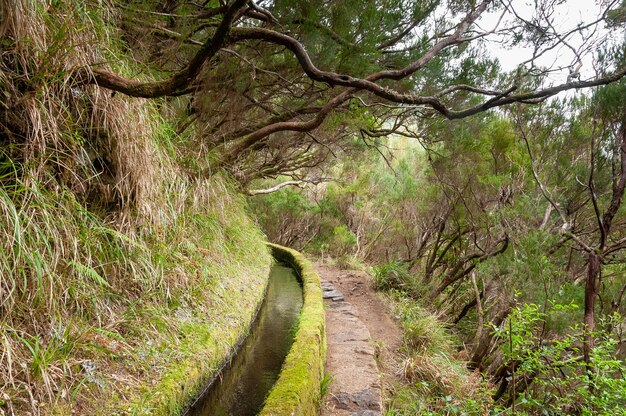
<box><xmin>247</xmin><ymin>177</ymin><xmax>330</xmax><ymax>195</ymax></box>
<box><xmin>247</xmin><ymin>180</ymin><xmax>305</xmax><ymax>195</ymax></box>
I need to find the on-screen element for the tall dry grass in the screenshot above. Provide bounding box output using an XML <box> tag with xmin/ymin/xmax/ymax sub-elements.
<box><xmin>0</xmin><ymin>2</ymin><xmax>267</xmax><ymax>414</ymax></box>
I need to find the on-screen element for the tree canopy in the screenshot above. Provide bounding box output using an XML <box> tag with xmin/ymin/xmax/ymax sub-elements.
<box><xmin>63</xmin><ymin>0</ymin><xmax>626</xmax><ymax>183</ymax></box>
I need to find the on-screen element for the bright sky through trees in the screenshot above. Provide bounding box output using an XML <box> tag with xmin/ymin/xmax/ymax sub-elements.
<box><xmin>477</xmin><ymin>0</ymin><xmax>623</xmax><ymax>81</ymax></box>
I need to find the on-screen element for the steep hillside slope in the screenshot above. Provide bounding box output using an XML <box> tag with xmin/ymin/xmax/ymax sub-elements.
<box><xmin>0</xmin><ymin>2</ymin><xmax>271</xmax><ymax>414</ymax></box>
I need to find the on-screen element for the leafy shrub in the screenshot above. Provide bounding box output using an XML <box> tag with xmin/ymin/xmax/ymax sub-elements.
<box><xmin>492</xmin><ymin>305</ymin><xmax>626</xmax><ymax>415</ymax></box>
<box><xmin>330</xmin><ymin>224</ymin><xmax>357</xmax><ymax>256</ymax></box>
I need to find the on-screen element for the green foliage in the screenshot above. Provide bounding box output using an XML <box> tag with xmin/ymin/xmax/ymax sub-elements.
<box><xmin>492</xmin><ymin>305</ymin><xmax>626</xmax><ymax>415</ymax></box>
<box><xmin>320</xmin><ymin>371</ymin><xmax>334</xmax><ymax>398</ymax></box>
<box><xmin>248</xmin><ymin>185</ymin><xmax>319</xmax><ymax>249</ymax></box>
<box><xmin>329</xmin><ymin>224</ymin><xmax>357</xmax><ymax>255</ymax></box>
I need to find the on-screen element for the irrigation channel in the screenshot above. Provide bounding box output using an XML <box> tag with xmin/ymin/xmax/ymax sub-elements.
<box><xmin>186</xmin><ymin>263</ymin><xmax>303</xmax><ymax>416</ymax></box>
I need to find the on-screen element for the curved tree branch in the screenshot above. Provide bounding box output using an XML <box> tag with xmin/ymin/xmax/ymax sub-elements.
<box><xmin>246</xmin><ymin>177</ymin><xmax>330</xmax><ymax>195</ymax></box>
<box><xmin>247</xmin><ymin>180</ymin><xmax>306</xmax><ymax>195</ymax></box>
<box><xmin>216</xmin><ymin>90</ymin><xmax>355</xmax><ymax>169</ymax></box>
<box><xmin>228</xmin><ymin>4</ymin><xmax>625</xmax><ymax>119</ymax></box>
<box><xmin>79</xmin><ymin>0</ymin><xmax>626</xmax><ymax>166</ymax></box>
<box><xmin>229</xmin><ymin>0</ymin><xmax>491</xmax><ymax>85</ymax></box>
<box><xmin>77</xmin><ymin>0</ymin><xmax>249</xmax><ymax>98</ymax></box>
<box><xmin>84</xmin><ymin>0</ymin><xmax>626</xmax><ymax>120</ymax></box>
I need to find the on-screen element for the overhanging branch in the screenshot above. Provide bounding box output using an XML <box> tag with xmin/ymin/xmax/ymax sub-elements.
<box><xmin>247</xmin><ymin>180</ymin><xmax>306</xmax><ymax>195</ymax></box>
<box><xmin>75</xmin><ymin>0</ymin><xmax>249</xmax><ymax>98</ymax></box>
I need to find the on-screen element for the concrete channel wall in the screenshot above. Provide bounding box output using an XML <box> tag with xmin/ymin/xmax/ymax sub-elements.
<box><xmin>261</xmin><ymin>244</ymin><xmax>327</xmax><ymax>416</ymax></box>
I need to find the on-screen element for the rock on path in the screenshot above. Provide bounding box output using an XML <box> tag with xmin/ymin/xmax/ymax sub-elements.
<box><xmin>320</xmin><ymin>279</ymin><xmax>383</xmax><ymax>416</ymax></box>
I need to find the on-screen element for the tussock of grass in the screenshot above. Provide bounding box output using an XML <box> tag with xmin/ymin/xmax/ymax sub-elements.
<box><xmin>385</xmin><ymin>290</ymin><xmax>492</xmax><ymax>415</ymax></box>
<box><xmin>0</xmin><ymin>1</ymin><xmax>272</xmax><ymax>414</ymax></box>
<box><xmin>372</xmin><ymin>261</ymin><xmax>423</xmax><ymax>297</ymax></box>
<box><xmin>260</xmin><ymin>244</ymin><xmax>326</xmax><ymax>416</ymax></box>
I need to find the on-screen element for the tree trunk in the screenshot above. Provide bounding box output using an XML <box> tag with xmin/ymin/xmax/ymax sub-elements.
<box><xmin>583</xmin><ymin>252</ymin><xmax>601</xmax><ymax>369</ymax></box>
<box><xmin>468</xmin><ymin>306</ymin><xmax>510</xmax><ymax>371</ymax></box>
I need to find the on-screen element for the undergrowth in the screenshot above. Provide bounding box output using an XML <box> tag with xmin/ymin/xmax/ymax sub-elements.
<box><xmin>384</xmin><ymin>289</ymin><xmax>493</xmax><ymax>415</ymax></box>
<box><xmin>372</xmin><ymin>261</ymin><xmax>420</xmax><ymax>295</ymax></box>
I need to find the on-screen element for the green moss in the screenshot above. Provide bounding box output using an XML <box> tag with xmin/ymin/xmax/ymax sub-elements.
<box><xmin>115</xmin><ymin>196</ymin><xmax>272</xmax><ymax>416</ymax></box>
<box><xmin>260</xmin><ymin>244</ymin><xmax>327</xmax><ymax>416</ymax></box>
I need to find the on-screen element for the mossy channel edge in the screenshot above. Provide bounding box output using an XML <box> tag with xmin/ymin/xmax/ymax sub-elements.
<box><xmin>259</xmin><ymin>244</ymin><xmax>327</xmax><ymax>416</ymax></box>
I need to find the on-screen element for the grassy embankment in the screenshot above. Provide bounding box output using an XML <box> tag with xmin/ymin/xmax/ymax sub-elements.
<box><xmin>0</xmin><ymin>2</ymin><xmax>271</xmax><ymax>414</ymax></box>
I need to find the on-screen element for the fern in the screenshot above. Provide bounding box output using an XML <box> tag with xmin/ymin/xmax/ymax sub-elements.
<box><xmin>68</xmin><ymin>260</ymin><xmax>111</xmax><ymax>288</ymax></box>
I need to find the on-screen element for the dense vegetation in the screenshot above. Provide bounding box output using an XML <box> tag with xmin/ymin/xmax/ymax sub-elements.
<box><xmin>253</xmin><ymin>88</ymin><xmax>626</xmax><ymax>414</ymax></box>
<box><xmin>1</xmin><ymin>0</ymin><xmax>625</xmax><ymax>415</ymax></box>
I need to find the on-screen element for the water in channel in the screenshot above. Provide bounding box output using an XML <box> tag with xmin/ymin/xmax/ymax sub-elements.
<box><xmin>186</xmin><ymin>263</ymin><xmax>303</xmax><ymax>416</ymax></box>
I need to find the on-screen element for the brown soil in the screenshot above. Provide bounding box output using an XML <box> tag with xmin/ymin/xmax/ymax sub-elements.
<box><xmin>315</xmin><ymin>263</ymin><xmax>403</xmax><ymax>415</ymax></box>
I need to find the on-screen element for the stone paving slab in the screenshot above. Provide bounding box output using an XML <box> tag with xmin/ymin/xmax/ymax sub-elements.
<box><xmin>323</xmin><ymin>289</ymin><xmax>345</xmax><ymax>301</ymax></box>
<box><xmin>321</xmin><ymin>279</ymin><xmax>382</xmax><ymax>416</ymax></box>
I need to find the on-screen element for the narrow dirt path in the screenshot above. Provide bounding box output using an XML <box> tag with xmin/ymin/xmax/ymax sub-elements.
<box><xmin>315</xmin><ymin>263</ymin><xmax>403</xmax><ymax>416</ymax></box>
